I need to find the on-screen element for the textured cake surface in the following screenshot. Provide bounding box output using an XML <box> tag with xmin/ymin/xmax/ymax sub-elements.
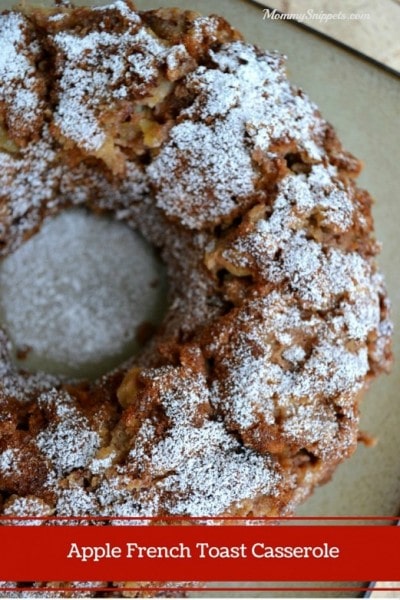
<box><xmin>0</xmin><ymin>0</ymin><xmax>393</xmax><ymax>594</ymax></box>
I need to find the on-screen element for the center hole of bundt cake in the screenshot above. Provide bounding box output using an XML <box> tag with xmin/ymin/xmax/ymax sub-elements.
<box><xmin>0</xmin><ymin>209</ymin><xmax>167</xmax><ymax>380</ymax></box>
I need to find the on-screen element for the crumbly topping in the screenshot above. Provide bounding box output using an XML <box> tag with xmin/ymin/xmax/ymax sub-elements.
<box><xmin>36</xmin><ymin>390</ymin><xmax>100</xmax><ymax>475</ymax></box>
<box><xmin>273</xmin><ymin>234</ymin><xmax>378</xmax><ymax>311</ymax></box>
<box><xmin>149</xmin><ymin>118</ymin><xmax>256</xmax><ymax>228</ymax></box>
<box><xmin>1</xmin><ymin>367</ymin><xmax>282</xmax><ymax>519</ymax></box>
<box><xmin>203</xmin><ymin>166</ymin><xmax>386</xmax><ymax>457</ymax></box>
<box><xmin>0</xmin><ymin>126</ymin><xmax>149</xmax><ymax>256</ymax></box>
<box><xmin>94</xmin><ymin>0</ymin><xmax>141</xmax><ymax>21</ymax></box>
<box><xmin>149</xmin><ymin>42</ymin><xmax>326</xmax><ymax>229</ymax></box>
<box><xmin>165</xmin><ymin>43</ymin><xmax>193</xmax><ymax>79</ymax></box>
<box><xmin>218</xmin><ymin>165</ymin><xmax>374</xmax><ymax>310</ymax></box>
<box><xmin>0</xmin><ymin>12</ymin><xmax>44</xmax><ymax>140</ymax></box>
<box><xmin>190</xmin><ymin>16</ymin><xmax>219</xmax><ymax>43</ymax></box>
<box><xmin>94</xmin><ymin>474</ymin><xmax>160</xmax><ymax>520</ymax></box>
<box><xmin>3</xmin><ymin>496</ymin><xmax>53</xmax><ymax>525</ymax></box>
<box><xmin>0</xmin><ymin>581</ymin><xmax>106</xmax><ymax>598</ymax></box>
<box><xmin>0</xmin><ymin>131</ymin><xmax>62</xmax><ymax>252</ymax></box>
<box><xmin>52</xmin><ymin>8</ymin><xmax>167</xmax><ymax>152</ymax></box>
<box><xmin>208</xmin><ymin>289</ymin><xmax>371</xmax><ymax>458</ymax></box>
<box><xmin>124</xmin><ymin>368</ymin><xmax>281</xmax><ymax>516</ymax></box>
<box><xmin>56</xmin><ymin>488</ymin><xmax>100</xmax><ymax>516</ymax></box>
<box><xmin>89</xmin><ymin>451</ymin><xmax>117</xmax><ymax>476</ymax></box>
<box><xmin>0</xmin><ymin>448</ymin><xmax>21</xmax><ymax>476</ymax></box>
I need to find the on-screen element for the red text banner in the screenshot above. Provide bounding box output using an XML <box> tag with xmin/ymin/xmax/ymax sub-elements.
<box><xmin>0</xmin><ymin>524</ymin><xmax>398</xmax><ymax>582</ymax></box>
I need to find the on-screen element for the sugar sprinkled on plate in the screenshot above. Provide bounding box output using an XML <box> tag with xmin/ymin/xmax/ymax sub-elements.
<box><xmin>0</xmin><ymin>210</ymin><xmax>166</xmax><ymax>379</ymax></box>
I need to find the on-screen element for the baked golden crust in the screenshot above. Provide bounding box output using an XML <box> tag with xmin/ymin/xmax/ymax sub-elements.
<box><xmin>0</xmin><ymin>1</ymin><xmax>393</xmax><ymax>594</ymax></box>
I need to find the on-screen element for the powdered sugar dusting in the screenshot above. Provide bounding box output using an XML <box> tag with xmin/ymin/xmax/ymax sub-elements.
<box><xmin>0</xmin><ymin>209</ymin><xmax>165</xmax><ymax>378</ymax></box>
<box><xmin>56</xmin><ymin>488</ymin><xmax>100</xmax><ymax>516</ymax></box>
<box><xmin>149</xmin><ymin>118</ymin><xmax>256</xmax><ymax>228</ymax></box>
<box><xmin>150</xmin><ymin>42</ymin><xmax>326</xmax><ymax>229</ymax></box>
<box><xmin>52</xmin><ymin>4</ymin><xmax>168</xmax><ymax>152</ymax></box>
<box><xmin>209</xmin><ymin>290</ymin><xmax>369</xmax><ymax>458</ymax></box>
<box><xmin>220</xmin><ymin>164</ymin><xmax>355</xmax><ymax>279</ymax></box>
<box><xmin>0</xmin><ymin>580</ymin><xmax>106</xmax><ymax>598</ymax></box>
<box><xmin>125</xmin><ymin>367</ymin><xmax>281</xmax><ymax>516</ymax></box>
<box><xmin>14</xmin><ymin>367</ymin><xmax>282</xmax><ymax>519</ymax></box>
<box><xmin>205</xmin><ymin>164</ymin><xmax>385</xmax><ymax>457</ymax></box>
<box><xmin>0</xmin><ymin>448</ymin><xmax>21</xmax><ymax>476</ymax></box>
<box><xmin>0</xmin><ymin>125</ymin><xmax>149</xmax><ymax>256</ymax></box>
<box><xmin>0</xmin><ymin>327</ymin><xmax>58</xmax><ymax>403</ymax></box>
<box><xmin>36</xmin><ymin>390</ymin><xmax>100</xmax><ymax>475</ymax></box>
<box><xmin>191</xmin><ymin>16</ymin><xmax>219</xmax><ymax>43</ymax></box>
<box><xmin>0</xmin><ymin>12</ymin><xmax>43</xmax><ymax>137</ymax></box>
<box><xmin>2</xmin><ymin>496</ymin><xmax>53</xmax><ymax>526</ymax></box>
